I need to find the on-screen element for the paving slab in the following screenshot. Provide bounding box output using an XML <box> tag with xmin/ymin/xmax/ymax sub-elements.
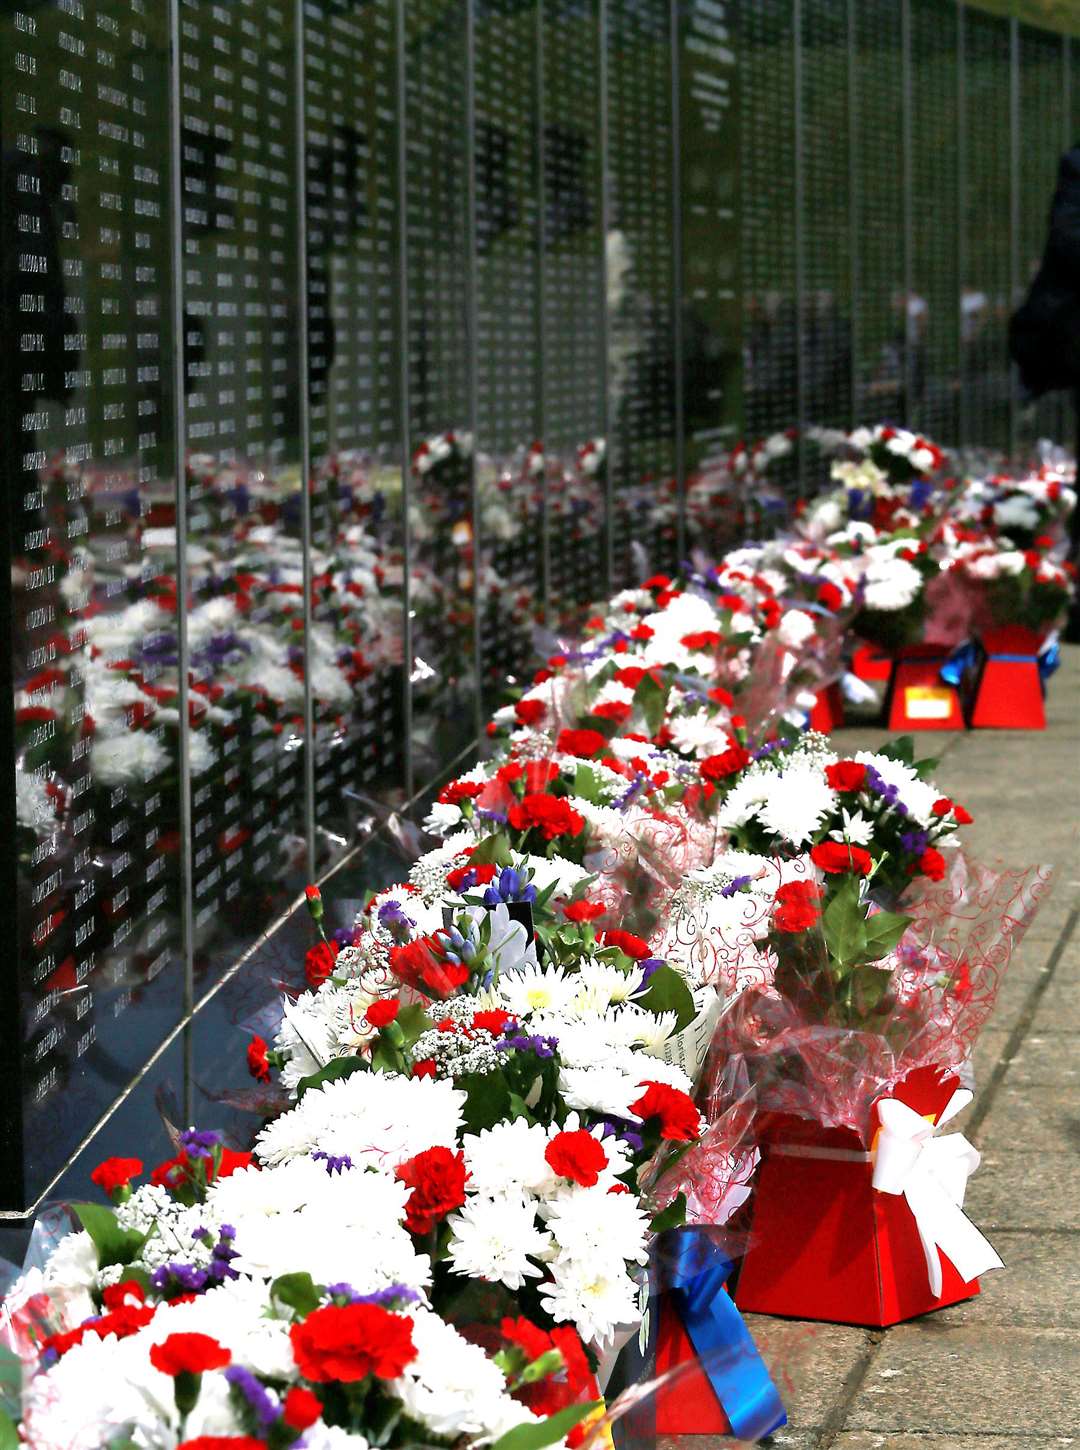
<box><xmin>964</xmin><ymin>1150</ymin><xmax>1080</xmax><ymax>1232</ymax></box>
<box><xmin>1006</xmin><ymin>1032</ymin><xmax>1080</xmax><ymax>1085</ymax></box>
<box><xmin>832</xmin><ymin>1437</ymin><xmax>1075</xmax><ymax>1449</ymax></box>
<box><xmin>842</xmin><ymin>1326</ymin><xmax>1080</xmax><ymax>1435</ymax></box>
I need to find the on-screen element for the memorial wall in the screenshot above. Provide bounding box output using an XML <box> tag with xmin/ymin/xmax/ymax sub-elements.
<box><xmin>0</xmin><ymin>0</ymin><xmax>1072</xmax><ymax>1223</ymax></box>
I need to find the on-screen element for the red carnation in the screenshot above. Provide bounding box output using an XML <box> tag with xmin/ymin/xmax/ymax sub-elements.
<box><xmin>502</xmin><ymin>1315</ymin><xmax>552</xmax><ymax>1363</ymax></box>
<box><xmin>101</xmin><ymin>1280</ymin><xmax>146</xmax><ymax>1312</ymax></box>
<box><xmin>810</xmin><ymin>841</ymin><xmax>873</xmax><ymax>875</ymax></box>
<box><xmin>447</xmin><ymin>861</ymin><xmax>498</xmax><ymax>891</ymax></box>
<box><xmin>630</xmin><ymin>1082</ymin><xmax>700</xmax><ymax>1141</ymax></box>
<box><xmin>178</xmin><ymin>1440</ymin><xmax>266</xmax><ymax>1450</ymax></box>
<box><xmin>556</xmin><ymin>728</ymin><xmax>606</xmax><ymax>759</ymax></box>
<box><xmin>545</xmin><ymin>1129</ymin><xmax>608</xmax><ymax>1187</ymax></box>
<box><xmin>616</xmin><ymin>665</ymin><xmax>647</xmax><ymax>688</ymax></box>
<box><xmin>917</xmin><ymin>847</ymin><xmax>947</xmax><ymax>881</ymax></box>
<box><xmin>150</xmin><ymin>1332</ymin><xmax>231</xmax><ymax>1377</ymax></box>
<box><xmin>90</xmin><ymin>1156</ymin><xmax>143</xmax><ymax>1197</ymax></box>
<box><xmin>304</xmin><ymin>885</ymin><xmax>321</xmax><ymax>903</ymax></box>
<box><xmin>680</xmin><ymin>630</ymin><xmax>721</xmax><ymax>651</ymax></box>
<box><xmin>289</xmin><ymin>1302</ymin><xmax>417</xmax><ymax>1382</ymax></box>
<box><xmin>507</xmin><ymin>793</ymin><xmax>584</xmax><ymax>842</ymax></box>
<box><xmin>515</xmin><ymin>698</ymin><xmax>546</xmax><ymax>726</ymax></box>
<box><xmin>304</xmin><ymin>938</ymin><xmax>339</xmax><ymax>991</ymax></box>
<box><xmin>630</xmin><ymin>622</ymin><xmax>654</xmax><ymax>641</ymax></box>
<box><xmin>563</xmin><ymin>899</ymin><xmax>606</xmax><ymax>922</ymax></box>
<box><xmin>246</xmin><ymin>1036</ymin><xmax>271</xmax><ymax>1083</ymax></box>
<box><xmin>395</xmin><ymin>1146</ymin><xmax>469</xmax><ymax>1234</ymax></box>
<box><xmin>817</xmin><ymin>581</ymin><xmax>845</xmax><ymax>612</ymax></box>
<box><xmin>772</xmin><ymin>880</ymin><xmax>822</xmax><ymax>933</ymax></box>
<box><xmin>390</xmin><ymin>936</ymin><xmax>469</xmax><ymax>996</ymax></box>
<box><xmin>700</xmin><ymin>745</ymin><xmax>750</xmax><ymax>783</ymax></box>
<box><xmin>825</xmin><ymin>760</ymin><xmax>867</xmax><ymax>792</ymax></box>
<box><xmin>438</xmin><ymin>778</ymin><xmax>486</xmax><ymax>806</ymax></box>
<box><xmin>365</xmin><ymin>999</ymin><xmax>400</xmax><ymax>1029</ymax></box>
<box><xmin>599</xmin><ymin>928</ymin><xmax>651</xmax><ymax>960</ymax></box>
<box><xmin>471</xmin><ymin>1008</ymin><xmax>515</xmax><ymax>1035</ymax></box>
<box><xmin>283</xmin><ymin>1386</ymin><xmax>323</xmax><ymax>1431</ymax></box>
<box><xmin>592</xmin><ymin>700</ymin><xmax>633</xmax><ymax>724</ymax></box>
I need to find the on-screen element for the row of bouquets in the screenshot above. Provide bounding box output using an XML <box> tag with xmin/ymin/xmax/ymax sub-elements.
<box><xmin>0</xmin><ymin>423</ymin><xmax>1060</xmax><ymax>1448</ymax></box>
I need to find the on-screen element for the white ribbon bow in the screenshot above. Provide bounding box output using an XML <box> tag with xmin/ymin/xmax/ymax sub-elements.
<box><xmin>871</xmin><ymin>1089</ymin><xmax>1004</xmax><ymax>1297</ymax></box>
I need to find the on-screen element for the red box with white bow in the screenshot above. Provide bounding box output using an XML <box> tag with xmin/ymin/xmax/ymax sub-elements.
<box><xmin>733</xmin><ymin>1068</ymin><xmax>1002</xmax><ymax>1327</ymax></box>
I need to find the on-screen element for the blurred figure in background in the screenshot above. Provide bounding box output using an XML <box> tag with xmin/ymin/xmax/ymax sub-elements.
<box><xmin>1009</xmin><ymin>142</ymin><xmax>1080</xmax><ymax>639</ymax></box>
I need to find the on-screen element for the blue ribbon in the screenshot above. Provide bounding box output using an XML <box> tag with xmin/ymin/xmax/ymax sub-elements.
<box><xmin>1039</xmin><ymin>640</ymin><xmax>1061</xmax><ymax>681</ymax></box>
<box><xmin>940</xmin><ymin>641</ymin><xmax>978</xmax><ymax>687</ymax></box>
<box><xmin>664</xmin><ymin>1230</ymin><xmax>787</xmax><ymax>1441</ymax></box>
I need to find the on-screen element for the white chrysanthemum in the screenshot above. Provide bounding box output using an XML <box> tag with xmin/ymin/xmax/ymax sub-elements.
<box><xmin>862</xmin><ymin>556</ymin><xmax>923</xmax><ymax>612</ymax></box>
<box><xmin>393</xmin><ymin>1306</ymin><xmax>538</xmax><ymax>1439</ymax></box>
<box><xmin>775</xmin><ymin>608</ymin><xmax>817</xmax><ymax>649</ymax></box>
<box><xmin>854</xmin><ymin>750</ymin><xmax>941</xmax><ymax>828</ymax></box>
<box><xmin>538</xmin><ymin>1251</ymin><xmax>641</xmax><ymax>1346</ymax></box>
<box><xmin>254</xmin><ymin>1071</ymin><xmax>465</xmax><ymax>1169</ymax></box>
<box><xmin>445</xmin><ymin>1194</ymin><xmax>552</xmax><ymax>1289</ymax></box>
<box><xmin>496</xmin><ymin>963</ymin><xmax>579</xmax><ymax>1017</ymax></box>
<box><xmin>757</xmin><ymin>769</ymin><xmax>838</xmax><ymax>846</ymax></box>
<box><xmin>461</xmin><ymin>1118</ymin><xmax>556</xmax><ymax>1198</ymax></box>
<box><xmin>571</xmin><ymin>962</ymin><xmax>644</xmax><ymax>1013</ymax></box>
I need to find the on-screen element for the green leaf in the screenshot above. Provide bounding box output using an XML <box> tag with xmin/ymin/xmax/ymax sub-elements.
<box><xmin>457</xmin><ymin>1071</ymin><xmax>512</xmax><ymax>1134</ymax></box>
<box><xmin>863</xmin><ymin>909</ymin><xmax>912</xmax><ymax>961</ymax></box>
<box><xmin>0</xmin><ymin>1411</ymin><xmax>19</xmax><ymax>1450</ymax></box>
<box><xmin>879</xmin><ymin>736</ymin><xmax>915</xmax><ymax>765</ymax></box>
<box><xmin>635</xmin><ymin>673</ymin><xmax>669</xmax><ymax>737</ymax></box>
<box><xmin>72</xmin><ymin>1203</ymin><xmax>147</xmax><ymax>1268</ymax></box>
<box><xmin>850</xmin><ymin>964</ymin><xmax>891</xmax><ymax>1015</ymax></box>
<box><xmin>821</xmin><ymin>877</ymin><xmax>867</xmax><ymax>968</ymax></box>
<box><xmin>650</xmin><ymin>1192</ymin><xmax>688</xmax><ymax>1234</ymax></box>
<box><xmin>395</xmin><ymin>1003</ymin><xmax>431</xmax><ymax>1047</ymax></box>
<box><xmin>489</xmin><ymin>1401</ymin><xmax>603</xmax><ymax>1450</ymax></box>
<box><xmin>634</xmin><ymin>962</ymin><xmax>697</xmax><ymax>1031</ymax></box>
<box><xmin>572</xmin><ymin>764</ymin><xmax>603</xmax><ymax>804</ymax></box>
<box><xmin>296</xmin><ymin>1054</ymin><xmax>368</xmax><ymax>1099</ymax></box>
<box><xmin>471</xmin><ymin>832</ymin><xmax>514</xmax><ymax>868</ymax></box>
<box><xmin>507</xmin><ymin>1091</ymin><xmax>533</xmax><ymax>1123</ymax></box>
<box><xmin>270</xmin><ymin>1272</ymin><xmax>321</xmax><ymax>1316</ymax></box>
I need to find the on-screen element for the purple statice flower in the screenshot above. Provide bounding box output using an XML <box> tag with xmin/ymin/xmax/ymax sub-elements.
<box><xmin>225</xmin><ymin>1365</ymin><xmax>280</xmax><ymax>1430</ymax></box>
<box><xmin>332</xmin><ymin>926</ymin><xmax>355</xmax><ymax>949</ymax></box>
<box><xmin>179</xmin><ymin>1128</ymin><xmax>221</xmax><ymax>1160</ymax></box>
<box><xmin>475</xmin><ymin>808</ymin><xmax>509</xmax><ymax>827</ymax></box>
<box><xmin>151</xmin><ymin>1260</ymin><xmax>208</xmax><ymax>1294</ymax></box>
<box><xmin>500</xmin><ymin>1032</ymin><xmax>559</xmax><ymax>1059</ymax></box>
<box><xmin>209</xmin><ymin>1224</ymin><xmax>239</xmax><ymax>1283</ymax></box>
<box><xmin>720</xmin><ymin>875</ymin><xmax>753</xmax><ymax>898</ymax></box>
<box><xmin>313</xmin><ymin>1150</ymin><xmax>354</xmax><ymax>1175</ymax></box>
<box><xmin>632</xmin><ymin>959</ymin><xmax>665</xmax><ymax>993</ymax></box>
<box><xmin>378</xmin><ymin>898</ymin><xmax>413</xmax><ymax>928</ymax></box>
<box><xmin>354</xmin><ymin>1283</ymin><xmax>421</xmax><ymax>1308</ymax></box>
<box><xmin>615</xmin><ymin>776</ymin><xmax>647</xmax><ymax>811</ymax></box>
<box><xmin>900</xmin><ymin>829</ymin><xmax>929</xmax><ymax>855</ymax></box>
<box><xmin>600</xmin><ymin>1117</ymin><xmax>644</xmax><ymax>1153</ymax></box>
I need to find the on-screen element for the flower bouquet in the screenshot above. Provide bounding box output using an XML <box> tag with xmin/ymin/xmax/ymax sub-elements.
<box><xmin>704</xmin><ymin>839</ymin><xmax>1047</xmax><ymax>1326</ymax></box>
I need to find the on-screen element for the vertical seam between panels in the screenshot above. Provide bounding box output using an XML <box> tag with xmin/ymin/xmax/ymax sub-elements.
<box><xmin>166</xmin><ymin>0</ymin><xmax>195</xmax><ymax>1125</ymax></box>
<box><xmin>598</xmin><ymin>0</ymin><xmax>613</xmax><ymax>594</ymax></box>
<box><xmin>295</xmin><ymin>0</ymin><xmax>316</xmax><ymax>883</ymax></box>
<box><xmin>396</xmin><ymin>1</ymin><xmax>415</xmax><ymax>803</ymax></box>
<box><xmin>465</xmin><ymin>0</ymin><xmax>482</xmax><ymax>741</ymax></box>
<box><xmin>670</xmin><ymin>0</ymin><xmax>687</xmax><ymax>564</ymax></box>
<box><xmin>536</xmin><ymin>0</ymin><xmax>550</xmax><ymax>628</ymax></box>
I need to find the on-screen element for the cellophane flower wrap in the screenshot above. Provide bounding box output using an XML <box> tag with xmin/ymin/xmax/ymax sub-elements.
<box><xmin>710</xmin><ymin>843</ymin><xmax>1051</xmax><ymax>1145</ymax></box>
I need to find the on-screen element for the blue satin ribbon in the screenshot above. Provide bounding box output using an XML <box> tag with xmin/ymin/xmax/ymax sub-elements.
<box><xmin>661</xmin><ymin>1230</ymin><xmax>787</xmax><ymax>1441</ymax></box>
<box><xmin>1039</xmin><ymin>640</ymin><xmax>1061</xmax><ymax>681</ymax></box>
<box><xmin>940</xmin><ymin>640</ymin><xmax>978</xmax><ymax>687</ymax></box>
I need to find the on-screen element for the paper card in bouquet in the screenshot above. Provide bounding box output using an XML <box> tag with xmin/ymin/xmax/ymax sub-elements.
<box><xmin>733</xmin><ymin>1068</ymin><xmax>1002</xmax><ymax>1327</ymax></box>
<box><xmin>659</xmin><ymin>987</ymin><xmax>724</xmax><ymax>1082</ymax></box>
<box><xmin>887</xmin><ymin>646</ymin><xmax>964</xmax><ymax>731</ymax></box>
<box><xmin>970</xmin><ymin>625</ymin><xmax>1047</xmax><ymax>730</ymax></box>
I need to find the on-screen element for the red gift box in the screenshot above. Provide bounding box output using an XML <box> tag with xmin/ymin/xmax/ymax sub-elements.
<box><xmin>886</xmin><ymin>644</ymin><xmax>964</xmax><ymax>731</ymax></box>
<box><xmin>808</xmin><ymin>682</ymin><xmax>844</xmax><ymax>733</ymax></box>
<box><xmin>733</xmin><ymin>1068</ymin><xmax>982</xmax><ymax>1327</ymax></box>
<box><xmin>654</xmin><ymin>1298</ymin><xmax>733</xmax><ymax>1434</ymax></box>
<box><xmin>851</xmin><ymin>643</ymin><xmax>893</xmax><ymax>683</ymax></box>
<box><xmin>970</xmin><ymin>625</ymin><xmax>1046</xmax><ymax>731</ymax></box>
